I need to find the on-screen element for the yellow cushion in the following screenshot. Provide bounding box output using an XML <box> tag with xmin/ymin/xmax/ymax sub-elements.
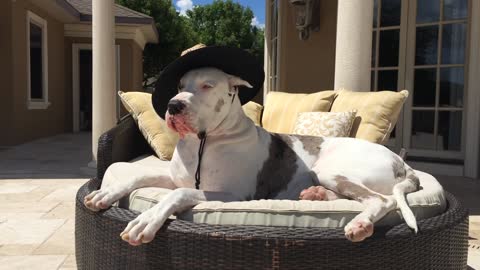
<box><xmin>330</xmin><ymin>90</ymin><xmax>409</xmax><ymax>144</ymax></box>
<box><xmin>119</xmin><ymin>92</ymin><xmax>265</xmax><ymax>160</ymax></box>
<box><xmin>242</xmin><ymin>101</ymin><xmax>263</xmax><ymax>126</ymax></box>
<box><xmin>262</xmin><ymin>91</ymin><xmax>337</xmax><ymax>133</ymax></box>
<box><xmin>118</xmin><ymin>91</ymin><xmax>179</xmax><ymax>160</ymax></box>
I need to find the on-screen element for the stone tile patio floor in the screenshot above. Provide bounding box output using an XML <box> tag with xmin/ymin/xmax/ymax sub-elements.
<box><xmin>0</xmin><ymin>133</ymin><xmax>479</xmax><ymax>269</ymax></box>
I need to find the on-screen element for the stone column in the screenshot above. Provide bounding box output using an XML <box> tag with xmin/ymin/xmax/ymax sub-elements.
<box><xmin>92</xmin><ymin>0</ymin><xmax>117</xmax><ymax>162</ymax></box>
<box><xmin>334</xmin><ymin>0</ymin><xmax>374</xmax><ymax>91</ymax></box>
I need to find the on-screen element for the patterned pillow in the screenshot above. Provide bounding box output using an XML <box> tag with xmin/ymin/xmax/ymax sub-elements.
<box><xmin>293</xmin><ymin>111</ymin><xmax>357</xmax><ymax>137</ymax></box>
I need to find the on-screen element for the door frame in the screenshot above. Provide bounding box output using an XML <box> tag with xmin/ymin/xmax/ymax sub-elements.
<box><xmin>72</xmin><ymin>43</ymin><xmax>120</xmax><ymax>132</ymax></box>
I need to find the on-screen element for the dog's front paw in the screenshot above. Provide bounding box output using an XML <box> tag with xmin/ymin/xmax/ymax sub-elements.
<box><xmin>120</xmin><ymin>208</ymin><xmax>168</xmax><ymax>246</ymax></box>
<box><xmin>344</xmin><ymin>219</ymin><xmax>374</xmax><ymax>242</ymax></box>
<box><xmin>84</xmin><ymin>188</ymin><xmax>121</xmax><ymax>212</ymax></box>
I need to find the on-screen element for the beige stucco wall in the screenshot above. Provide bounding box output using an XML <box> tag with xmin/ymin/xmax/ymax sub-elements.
<box><xmin>0</xmin><ymin>1</ymin><xmax>14</xmax><ymax>146</ymax></box>
<box><xmin>5</xmin><ymin>0</ymin><xmax>145</xmax><ymax>145</ymax></box>
<box><xmin>117</xmin><ymin>39</ymin><xmax>144</xmax><ymax>92</ymax></box>
<box><xmin>131</xmin><ymin>41</ymin><xmax>144</xmax><ymax>91</ymax></box>
<box><xmin>277</xmin><ymin>0</ymin><xmax>337</xmax><ymax>93</ymax></box>
<box><xmin>10</xmin><ymin>0</ymin><xmax>68</xmax><ymax>145</ymax></box>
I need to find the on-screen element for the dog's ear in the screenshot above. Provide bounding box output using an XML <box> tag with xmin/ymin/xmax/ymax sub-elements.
<box><xmin>227</xmin><ymin>75</ymin><xmax>253</xmax><ymax>89</ymax></box>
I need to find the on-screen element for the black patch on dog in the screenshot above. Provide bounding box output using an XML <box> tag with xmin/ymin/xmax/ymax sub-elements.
<box><xmin>254</xmin><ymin>134</ymin><xmax>298</xmax><ymax>199</ymax></box>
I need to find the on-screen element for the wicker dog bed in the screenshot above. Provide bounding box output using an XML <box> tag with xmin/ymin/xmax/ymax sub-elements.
<box><xmin>75</xmin><ymin>116</ymin><xmax>469</xmax><ymax>269</ymax></box>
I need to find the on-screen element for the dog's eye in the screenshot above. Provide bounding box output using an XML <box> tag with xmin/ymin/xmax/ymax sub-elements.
<box><xmin>201</xmin><ymin>83</ymin><xmax>214</xmax><ymax>90</ymax></box>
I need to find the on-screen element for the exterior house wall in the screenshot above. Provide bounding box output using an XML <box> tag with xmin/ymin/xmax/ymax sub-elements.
<box><xmin>117</xmin><ymin>39</ymin><xmax>144</xmax><ymax>92</ymax></box>
<box><xmin>277</xmin><ymin>0</ymin><xmax>337</xmax><ymax>93</ymax></box>
<box><xmin>10</xmin><ymin>0</ymin><xmax>67</xmax><ymax>145</ymax></box>
<box><xmin>131</xmin><ymin>41</ymin><xmax>144</xmax><ymax>91</ymax></box>
<box><xmin>0</xmin><ymin>1</ymin><xmax>14</xmax><ymax>146</ymax></box>
<box><xmin>6</xmin><ymin>1</ymin><xmax>144</xmax><ymax>143</ymax></box>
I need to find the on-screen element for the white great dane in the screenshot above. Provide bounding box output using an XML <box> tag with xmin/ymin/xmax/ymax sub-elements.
<box><xmin>84</xmin><ymin>67</ymin><xmax>419</xmax><ymax>246</ymax></box>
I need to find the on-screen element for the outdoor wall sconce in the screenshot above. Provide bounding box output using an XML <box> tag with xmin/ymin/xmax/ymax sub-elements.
<box><xmin>290</xmin><ymin>0</ymin><xmax>320</xmax><ymax>40</ymax></box>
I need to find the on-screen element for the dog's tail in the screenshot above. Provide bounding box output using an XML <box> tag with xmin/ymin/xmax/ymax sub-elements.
<box><xmin>392</xmin><ymin>165</ymin><xmax>420</xmax><ymax>233</ymax></box>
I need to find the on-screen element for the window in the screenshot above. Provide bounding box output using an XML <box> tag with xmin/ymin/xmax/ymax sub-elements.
<box><xmin>27</xmin><ymin>11</ymin><xmax>49</xmax><ymax>109</ymax></box>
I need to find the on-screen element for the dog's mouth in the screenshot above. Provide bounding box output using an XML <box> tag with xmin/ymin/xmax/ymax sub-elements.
<box><xmin>166</xmin><ymin>112</ymin><xmax>196</xmax><ymax>139</ymax></box>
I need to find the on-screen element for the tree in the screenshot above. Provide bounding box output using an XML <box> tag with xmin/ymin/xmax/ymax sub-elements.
<box><xmin>116</xmin><ymin>0</ymin><xmax>198</xmax><ymax>86</ymax></box>
<box><xmin>186</xmin><ymin>0</ymin><xmax>264</xmax><ymax>64</ymax></box>
<box><xmin>115</xmin><ymin>0</ymin><xmax>265</xmax><ymax>86</ymax></box>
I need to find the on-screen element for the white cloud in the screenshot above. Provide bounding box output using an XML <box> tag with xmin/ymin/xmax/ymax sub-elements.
<box><xmin>251</xmin><ymin>16</ymin><xmax>265</xmax><ymax>29</ymax></box>
<box><xmin>176</xmin><ymin>0</ymin><xmax>193</xmax><ymax>16</ymax></box>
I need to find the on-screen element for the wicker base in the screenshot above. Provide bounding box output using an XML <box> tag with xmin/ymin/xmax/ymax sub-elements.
<box><xmin>75</xmin><ymin>178</ymin><xmax>468</xmax><ymax>270</ymax></box>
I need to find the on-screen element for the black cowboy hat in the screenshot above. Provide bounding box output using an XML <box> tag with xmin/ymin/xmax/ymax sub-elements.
<box><xmin>152</xmin><ymin>45</ymin><xmax>265</xmax><ymax>119</ymax></box>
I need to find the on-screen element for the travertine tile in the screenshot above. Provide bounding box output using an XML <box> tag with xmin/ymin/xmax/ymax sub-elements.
<box><xmin>34</xmin><ymin>220</ymin><xmax>74</xmax><ymax>255</ymax></box>
<box><xmin>42</xmin><ymin>202</ymin><xmax>76</xmax><ymax>219</ymax></box>
<box><xmin>0</xmin><ymin>180</ymin><xmax>32</xmax><ymax>184</ymax></box>
<box><xmin>0</xmin><ymin>202</ymin><xmax>60</xmax><ymax>213</ymax></box>
<box><xmin>0</xmin><ymin>219</ymin><xmax>65</xmax><ymax>245</ymax></box>
<box><xmin>0</xmin><ymin>186</ymin><xmax>56</xmax><ymax>203</ymax></box>
<box><xmin>41</xmin><ymin>186</ymin><xmax>82</xmax><ymax>202</ymax></box>
<box><xmin>468</xmin><ymin>246</ymin><xmax>480</xmax><ymax>270</ymax></box>
<box><xmin>0</xmin><ymin>183</ymin><xmax>38</xmax><ymax>194</ymax></box>
<box><xmin>0</xmin><ymin>213</ymin><xmax>45</xmax><ymax>223</ymax></box>
<box><xmin>59</xmin><ymin>254</ymin><xmax>77</xmax><ymax>268</ymax></box>
<box><xmin>29</xmin><ymin>179</ymin><xmax>87</xmax><ymax>187</ymax></box>
<box><xmin>0</xmin><ymin>244</ymin><xmax>39</xmax><ymax>255</ymax></box>
<box><xmin>470</xmin><ymin>215</ymin><xmax>480</xmax><ymax>223</ymax></box>
<box><xmin>0</xmin><ymin>255</ymin><xmax>67</xmax><ymax>270</ymax></box>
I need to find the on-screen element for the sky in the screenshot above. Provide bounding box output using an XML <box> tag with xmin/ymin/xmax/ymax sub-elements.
<box><xmin>175</xmin><ymin>0</ymin><xmax>265</xmax><ymax>28</ymax></box>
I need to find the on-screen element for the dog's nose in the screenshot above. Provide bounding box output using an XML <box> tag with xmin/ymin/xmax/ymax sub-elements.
<box><xmin>167</xmin><ymin>100</ymin><xmax>186</xmax><ymax>115</ymax></box>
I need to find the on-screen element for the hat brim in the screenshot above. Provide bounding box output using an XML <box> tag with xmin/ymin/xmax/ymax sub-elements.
<box><xmin>152</xmin><ymin>46</ymin><xmax>264</xmax><ymax>119</ymax></box>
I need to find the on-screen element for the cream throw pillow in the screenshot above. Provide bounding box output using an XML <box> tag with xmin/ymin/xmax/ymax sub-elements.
<box><xmin>119</xmin><ymin>91</ymin><xmax>264</xmax><ymax>160</ymax></box>
<box><xmin>293</xmin><ymin>111</ymin><xmax>357</xmax><ymax>137</ymax></box>
<box><xmin>242</xmin><ymin>101</ymin><xmax>263</xmax><ymax>126</ymax></box>
<box><xmin>330</xmin><ymin>90</ymin><xmax>409</xmax><ymax>144</ymax></box>
<box><xmin>262</xmin><ymin>91</ymin><xmax>337</xmax><ymax>134</ymax></box>
<box><xmin>118</xmin><ymin>91</ymin><xmax>179</xmax><ymax>160</ymax></box>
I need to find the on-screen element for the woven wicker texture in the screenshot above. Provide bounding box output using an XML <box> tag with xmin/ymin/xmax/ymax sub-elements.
<box><xmin>75</xmin><ymin>116</ymin><xmax>469</xmax><ymax>269</ymax></box>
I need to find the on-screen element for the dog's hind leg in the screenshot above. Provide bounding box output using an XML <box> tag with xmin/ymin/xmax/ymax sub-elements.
<box><xmin>314</xmin><ymin>174</ymin><xmax>397</xmax><ymax>242</ymax></box>
<box><xmin>343</xmin><ymin>191</ymin><xmax>396</xmax><ymax>242</ymax></box>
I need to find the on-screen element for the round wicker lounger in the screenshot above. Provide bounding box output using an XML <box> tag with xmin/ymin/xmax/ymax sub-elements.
<box><xmin>75</xmin><ymin>116</ymin><xmax>469</xmax><ymax>270</ymax></box>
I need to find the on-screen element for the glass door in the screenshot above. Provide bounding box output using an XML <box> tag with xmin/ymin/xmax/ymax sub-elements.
<box><xmin>403</xmin><ymin>0</ymin><xmax>468</xmax><ymax>161</ymax></box>
<box><xmin>371</xmin><ymin>0</ymin><xmax>469</xmax><ymax>161</ymax></box>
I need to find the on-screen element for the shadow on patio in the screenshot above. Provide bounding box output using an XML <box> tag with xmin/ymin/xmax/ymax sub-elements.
<box><xmin>0</xmin><ymin>132</ymin><xmax>95</xmax><ymax>179</ymax></box>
